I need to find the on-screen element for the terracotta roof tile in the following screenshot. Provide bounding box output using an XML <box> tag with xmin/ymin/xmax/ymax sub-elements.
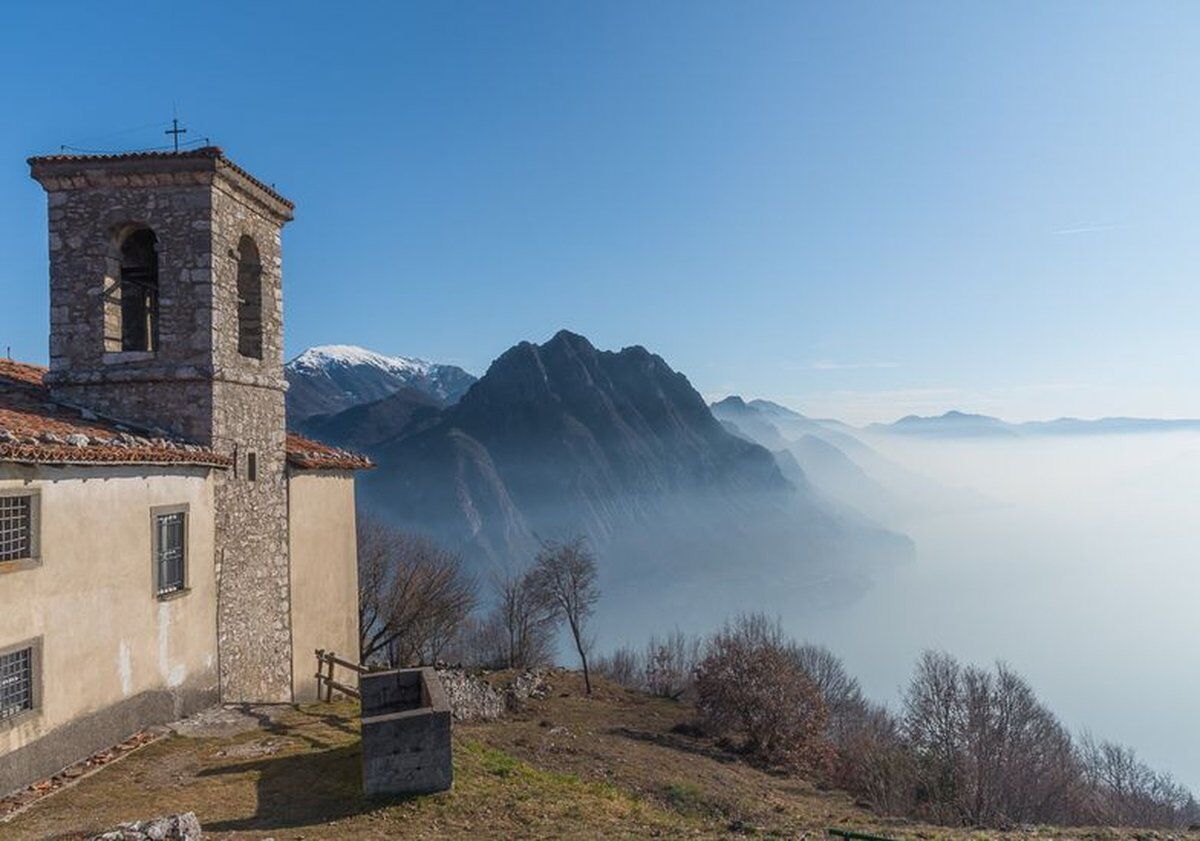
<box><xmin>0</xmin><ymin>360</ymin><xmax>369</xmax><ymax>471</ymax></box>
<box><xmin>285</xmin><ymin>433</ymin><xmax>374</xmax><ymax>471</ymax></box>
<box><xmin>0</xmin><ymin>361</ymin><xmax>231</xmax><ymax>468</ymax></box>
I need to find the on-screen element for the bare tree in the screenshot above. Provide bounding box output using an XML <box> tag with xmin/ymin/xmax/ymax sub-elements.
<box><xmin>528</xmin><ymin>536</ymin><xmax>601</xmax><ymax>693</ymax></box>
<box><xmin>492</xmin><ymin>566</ymin><xmax>560</xmax><ymax>670</ymax></box>
<box><xmin>357</xmin><ymin>517</ymin><xmax>477</xmax><ymax>667</ymax></box>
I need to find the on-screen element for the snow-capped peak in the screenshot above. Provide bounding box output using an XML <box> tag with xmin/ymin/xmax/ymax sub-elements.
<box><xmin>288</xmin><ymin>345</ymin><xmax>434</xmax><ymax>376</ymax></box>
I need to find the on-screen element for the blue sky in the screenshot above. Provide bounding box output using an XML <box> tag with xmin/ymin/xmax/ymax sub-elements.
<box><xmin>2</xmin><ymin>1</ymin><xmax>1199</xmax><ymax>423</ymax></box>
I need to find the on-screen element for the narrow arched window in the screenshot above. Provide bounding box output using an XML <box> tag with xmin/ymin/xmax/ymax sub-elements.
<box><xmin>118</xmin><ymin>229</ymin><xmax>159</xmax><ymax>352</ymax></box>
<box><xmin>236</xmin><ymin>236</ymin><xmax>263</xmax><ymax>359</ymax></box>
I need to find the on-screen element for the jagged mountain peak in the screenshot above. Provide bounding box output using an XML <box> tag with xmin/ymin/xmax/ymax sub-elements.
<box><xmin>288</xmin><ymin>344</ymin><xmax>437</xmax><ymax>376</ymax></box>
<box><xmin>364</xmin><ymin>331</ymin><xmax>799</xmax><ymax>565</ymax></box>
<box><xmin>285</xmin><ymin>343</ymin><xmax>477</xmax><ymax>423</ymax></box>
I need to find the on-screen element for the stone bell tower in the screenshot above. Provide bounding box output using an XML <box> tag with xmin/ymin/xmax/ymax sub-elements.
<box><xmin>29</xmin><ymin>147</ymin><xmax>296</xmax><ymax>702</ymax></box>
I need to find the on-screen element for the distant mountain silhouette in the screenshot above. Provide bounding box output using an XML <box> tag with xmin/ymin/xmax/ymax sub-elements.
<box><xmin>867</xmin><ymin>410</ymin><xmax>1200</xmax><ymax>438</ymax></box>
<box><xmin>714</xmin><ymin>396</ymin><xmax>922</xmax><ymax>526</ymax></box>
<box><xmin>870</xmin><ymin>410</ymin><xmax>1020</xmax><ymax>438</ymax></box>
<box><xmin>285</xmin><ymin>344</ymin><xmax>476</xmax><ymax>423</ymax></box>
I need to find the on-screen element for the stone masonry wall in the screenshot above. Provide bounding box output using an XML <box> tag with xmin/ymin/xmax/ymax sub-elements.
<box><xmin>39</xmin><ymin>178</ymin><xmax>218</xmax><ymax>442</ymax></box>
<box><xmin>31</xmin><ymin>154</ymin><xmax>296</xmax><ymax>703</ymax></box>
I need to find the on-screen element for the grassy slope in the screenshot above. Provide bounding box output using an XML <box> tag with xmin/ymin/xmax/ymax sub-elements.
<box><xmin>0</xmin><ymin>673</ymin><xmax>1188</xmax><ymax>840</ymax></box>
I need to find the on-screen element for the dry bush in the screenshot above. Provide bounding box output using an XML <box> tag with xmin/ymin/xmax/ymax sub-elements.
<box><xmin>694</xmin><ymin>614</ymin><xmax>831</xmax><ymax>771</ymax></box>
<box><xmin>644</xmin><ymin>630</ymin><xmax>701</xmax><ymax>700</ymax></box>
<box><xmin>1080</xmin><ymin>735</ymin><xmax>1200</xmax><ymax>828</ymax></box>
<box><xmin>793</xmin><ymin>643</ymin><xmax>916</xmax><ymax>812</ymax></box>
<box><xmin>490</xmin><ymin>565</ymin><xmax>560</xmax><ymax>670</ymax></box>
<box><xmin>358</xmin><ymin>517</ymin><xmax>477</xmax><ymax>667</ymax></box>
<box><xmin>832</xmin><ymin>700</ymin><xmax>917</xmax><ymax>815</ymax></box>
<box><xmin>899</xmin><ymin>651</ymin><xmax>1196</xmax><ymax>829</ymax></box>
<box><xmin>594</xmin><ymin>645</ymin><xmax>641</xmax><ymax>688</ymax></box>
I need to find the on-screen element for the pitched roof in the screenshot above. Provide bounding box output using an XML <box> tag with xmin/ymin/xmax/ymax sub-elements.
<box><xmin>285</xmin><ymin>433</ymin><xmax>374</xmax><ymax>471</ymax></box>
<box><xmin>0</xmin><ymin>360</ymin><xmax>370</xmax><ymax>471</ymax></box>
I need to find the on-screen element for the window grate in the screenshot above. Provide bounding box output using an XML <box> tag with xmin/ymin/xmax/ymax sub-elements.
<box><xmin>0</xmin><ymin>496</ymin><xmax>32</xmax><ymax>562</ymax></box>
<box><xmin>156</xmin><ymin>512</ymin><xmax>186</xmax><ymax>595</ymax></box>
<box><xmin>0</xmin><ymin>647</ymin><xmax>33</xmax><ymax>721</ymax></box>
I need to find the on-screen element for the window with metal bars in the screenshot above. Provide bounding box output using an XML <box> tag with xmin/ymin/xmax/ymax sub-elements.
<box><xmin>154</xmin><ymin>510</ymin><xmax>187</xmax><ymax>596</ymax></box>
<box><xmin>0</xmin><ymin>495</ymin><xmax>33</xmax><ymax>563</ymax></box>
<box><xmin>0</xmin><ymin>647</ymin><xmax>33</xmax><ymax>722</ymax></box>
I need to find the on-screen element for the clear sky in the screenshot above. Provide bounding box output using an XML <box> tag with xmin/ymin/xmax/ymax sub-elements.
<box><xmin>2</xmin><ymin>1</ymin><xmax>1198</xmax><ymax>424</ymax></box>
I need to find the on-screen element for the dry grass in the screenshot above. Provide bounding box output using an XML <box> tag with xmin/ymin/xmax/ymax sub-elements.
<box><xmin>1</xmin><ymin>672</ymin><xmax>1195</xmax><ymax>840</ymax></box>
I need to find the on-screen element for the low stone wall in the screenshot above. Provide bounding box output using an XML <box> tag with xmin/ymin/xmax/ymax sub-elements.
<box><xmin>360</xmin><ymin>668</ymin><xmax>452</xmax><ymax>796</ymax></box>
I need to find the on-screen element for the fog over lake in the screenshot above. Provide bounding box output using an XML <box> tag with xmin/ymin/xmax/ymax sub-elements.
<box><xmin>796</xmin><ymin>430</ymin><xmax>1200</xmax><ymax>792</ymax></box>
<box><xmin>590</xmin><ymin>426</ymin><xmax>1200</xmax><ymax>790</ymax></box>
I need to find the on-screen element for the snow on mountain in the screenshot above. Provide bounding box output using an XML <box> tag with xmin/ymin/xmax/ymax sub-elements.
<box><xmin>285</xmin><ymin>344</ymin><xmax>476</xmax><ymax>423</ymax></box>
<box><xmin>289</xmin><ymin>345</ymin><xmax>436</xmax><ymax>378</ymax></box>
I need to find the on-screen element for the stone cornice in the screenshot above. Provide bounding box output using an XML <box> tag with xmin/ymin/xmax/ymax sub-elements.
<box><xmin>28</xmin><ymin>147</ymin><xmax>294</xmax><ymax>224</ymax></box>
<box><xmin>45</xmin><ymin>366</ymin><xmax>289</xmax><ymax>392</ymax></box>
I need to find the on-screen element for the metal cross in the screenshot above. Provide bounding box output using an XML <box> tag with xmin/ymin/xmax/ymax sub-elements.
<box><xmin>165</xmin><ymin>118</ymin><xmax>188</xmax><ymax>152</ymax></box>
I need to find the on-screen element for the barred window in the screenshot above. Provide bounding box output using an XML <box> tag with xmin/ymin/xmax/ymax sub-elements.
<box><xmin>154</xmin><ymin>511</ymin><xmax>187</xmax><ymax>596</ymax></box>
<box><xmin>0</xmin><ymin>647</ymin><xmax>33</xmax><ymax>722</ymax></box>
<box><xmin>0</xmin><ymin>495</ymin><xmax>34</xmax><ymax>562</ymax></box>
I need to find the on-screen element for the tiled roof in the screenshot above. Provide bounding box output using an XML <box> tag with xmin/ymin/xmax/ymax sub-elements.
<box><xmin>285</xmin><ymin>433</ymin><xmax>374</xmax><ymax>471</ymax></box>
<box><xmin>0</xmin><ymin>360</ymin><xmax>369</xmax><ymax>471</ymax></box>
<box><xmin>27</xmin><ymin>146</ymin><xmax>295</xmax><ymax>212</ymax></box>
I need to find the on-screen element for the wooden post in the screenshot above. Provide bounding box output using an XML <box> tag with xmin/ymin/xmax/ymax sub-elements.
<box><xmin>324</xmin><ymin>651</ymin><xmax>335</xmax><ymax>702</ymax></box>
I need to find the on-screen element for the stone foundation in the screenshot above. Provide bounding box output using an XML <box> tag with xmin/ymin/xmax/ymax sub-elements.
<box><xmin>0</xmin><ymin>684</ymin><xmax>216</xmax><ymax>798</ymax></box>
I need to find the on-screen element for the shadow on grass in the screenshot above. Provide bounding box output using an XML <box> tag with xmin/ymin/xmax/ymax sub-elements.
<box><xmin>609</xmin><ymin>726</ymin><xmax>739</xmax><ymax>766</ymax></box>
<box><xmin>198</xmin><ymin>742</ymin><xmax>412</xmax><ymax>831</ymax></box>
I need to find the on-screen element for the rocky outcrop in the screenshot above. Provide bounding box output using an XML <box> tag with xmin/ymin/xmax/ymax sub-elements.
<box><xmin>89</xmin><ymin>812</ymin><xmax>202</xmax><ymax>840</ymax></box>
<box><xmin>436</xmin><ymin>669</ymin><xmax>505</xmax><ymax>722</ymax></box>
<box><xmin>434</xmin><ymin>669</ymin><xmax>553</xmax><ymax>721</ymax></box>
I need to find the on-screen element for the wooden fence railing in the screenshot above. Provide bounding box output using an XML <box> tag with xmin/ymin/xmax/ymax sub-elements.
<box><xmin>314</xmin><ymin>649</ymin><xmax>368</xmax><ymax>701</ymax></box>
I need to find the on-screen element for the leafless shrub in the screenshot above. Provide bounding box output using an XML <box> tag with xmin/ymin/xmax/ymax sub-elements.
<box><xmin>490</xmin><ymin>564</ymin><xmax>560</xmax><ymax>670</ymax></box>
<box><xmin>833</xmin><ymin>699</ymin><xmax>918</xmax><ymax>815</ymax></box>
<box><xmin>594</xmin><ymin>645</ymin><xmax>641</xmax><ymax>688</ymax></box>
<box><xmin>1079</xmin><ymin>735</ymin><xmax>1199</xmax><ymax>828</ymax></box>
<box><xmin>791</xmin><ymin>643</ymin><xmax>916</xmax><ymax>812</ymax></box>
<box><xmin>792</xmin><ymin>643</ymin><xmax>867</xmax><ymax>743</ymax></box>
<box><xmin>357</xmin><ymin>517</ymin><xmax>477</xmax><ymax>667</ymax></box>
<box><xmin>898</xmin><ymin>651</ymin><xmax>1198</xmax><ymax>829</ymax></box>
<box><xmin>644</xmin><ymin>630</ymin><xmax>701</xmax><ymax>700</ymax></box>
<box><xmin>438</xmin><ymin>613</ymin><xmax>508</xmax><ymax>670</ymax></box>
<box><xmin>694</xmin><ymin>614</ymin><xmax>831</xmax><ymax>771</ymax></box>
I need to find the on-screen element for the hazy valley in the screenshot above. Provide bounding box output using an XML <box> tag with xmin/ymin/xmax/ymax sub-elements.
<box><xmin>287</xmin><ymin>333</ymin><xmax>1200</xmax><ymax>794</ymax></box>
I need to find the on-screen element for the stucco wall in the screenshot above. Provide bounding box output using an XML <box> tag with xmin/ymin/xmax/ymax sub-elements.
<box><xmin>288</xmin><ymin>471</ymin><xmax>359</xmax><ymax>701</ymax></box>
<box><xmin>0</xmin><ymin>465</ymin><xmax>218</xmax><ymax>792</ymax></box>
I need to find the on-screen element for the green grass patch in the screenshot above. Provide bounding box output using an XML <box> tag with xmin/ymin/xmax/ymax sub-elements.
<box><xmin>664</xmin><ymin>780</ymin><xmax>710</xmax><ymax>816</ymax></box>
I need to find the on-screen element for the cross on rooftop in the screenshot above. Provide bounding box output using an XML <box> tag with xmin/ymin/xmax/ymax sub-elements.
<box><xmin>165</xmin><ymin>118</ymin><xmax>187</xmax><ymax>152</ymax></box>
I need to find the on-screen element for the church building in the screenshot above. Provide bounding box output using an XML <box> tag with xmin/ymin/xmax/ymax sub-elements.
<box><xmin>0</xmin><ymin>147</ymin><xmax>370</xmax><ymax>796</ymax></box>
